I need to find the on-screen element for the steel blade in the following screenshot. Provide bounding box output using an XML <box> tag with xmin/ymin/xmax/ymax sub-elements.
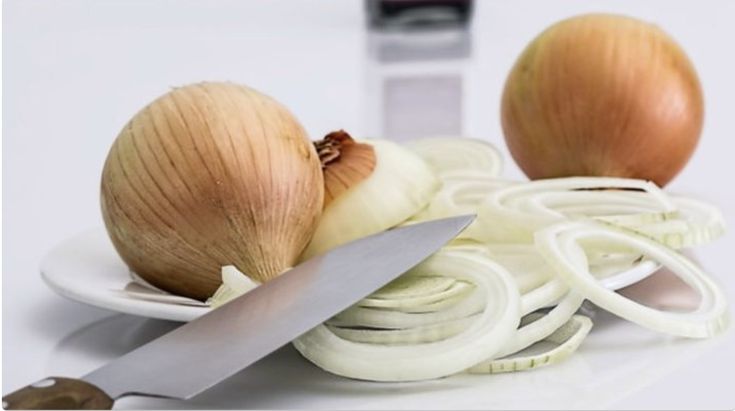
<box><xmin>83</xmin><ymin>215</ymin><xmax>474</xmax><ymax>399</ymax></box>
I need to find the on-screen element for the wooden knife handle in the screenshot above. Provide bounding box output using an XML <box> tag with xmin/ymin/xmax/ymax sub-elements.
<box><xmin>2</xmin><ymin>377</ymin><xmax>113</xmax><ymax>410</ymax></box>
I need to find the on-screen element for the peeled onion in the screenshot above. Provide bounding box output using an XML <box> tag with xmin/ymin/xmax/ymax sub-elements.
<box><xmin>100</xmin><ymin>82</ymin><xmax>324</xmax><ymax>300</ymax></box>
<box><xmin>501</xmin><ymin>13</ymin><xmax>703</xmax><ymax>186</ymax></box>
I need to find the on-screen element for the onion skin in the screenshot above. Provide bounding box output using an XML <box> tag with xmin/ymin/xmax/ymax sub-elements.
<box><xmin>101</xmin><ymin>82</ymin><xmax>323</xmax><ymax>300</ymax></box>
<box><xmin>315</xmin><ymin>130</ymin><xmax>376</xmax><ymax>207</ymax></box>
<box><xmin>502</xmin><ymin>14</ymin><xmax>703</xmax><ymax>187</ymax></box>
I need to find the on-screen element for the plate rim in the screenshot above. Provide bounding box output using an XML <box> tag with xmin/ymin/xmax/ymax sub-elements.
<box><xmin>40</xmin><ymin>229</ymin><xmax>210</xmax><ymax>322</ymax></box>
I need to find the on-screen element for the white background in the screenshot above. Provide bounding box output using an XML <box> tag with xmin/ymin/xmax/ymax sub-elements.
<box><xmin>3</xmin><ymin>0</ymin><xmax>735</xmax><ymax>409</ymax></box>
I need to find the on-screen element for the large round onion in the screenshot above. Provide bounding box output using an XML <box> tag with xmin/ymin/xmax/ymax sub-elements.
<box><xmin>501</xmin><ymin>14</ymin><xmax>703</xmax><ymax>186</ymax></box>
<box><xmin>101</xmin><ymin>82</ymin><xmax>324</xmax><ymax>300</ymax></box>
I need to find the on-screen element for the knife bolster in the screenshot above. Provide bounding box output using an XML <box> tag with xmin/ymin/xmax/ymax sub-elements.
<box><xmin>2</xmin><ymin>377</ymin><xmax>113</xmax><ymax>410</ymax></box>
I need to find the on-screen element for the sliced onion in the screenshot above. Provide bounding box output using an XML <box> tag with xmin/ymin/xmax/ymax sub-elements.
<box><xmin>628</xmin><ymin>196</ymin><xmax>726</xmax><ymax>248</ymax></box>
<box><xmin>368</xmin><ymin>275</ymin><xmax>456</xmax><ymax>300</ymax></box>
<box><xmin>407</xmin><ymin>137</ymin><xmax>503</xmax><ymax>178</ymax></box>
<box><xmin>411</xmin><ymin>176</ymin><xmax>511</xmax><ymax>222</ymax></box>
<box><xmin>467</xmin><ymin>314</ymin><xmax>592</xmax><ymax>374</ymax></box>
<box><xmin>302</xmin><ymin>139</ymin><xmax>440</xmax><ymax>259</ymax></box>
<box><xmin>408</xmin><ymin>174</ymin><xmax>512</xmax><ymax>241</ymax></box>
<box><xmin>446</xmin><ymin>242</ymin><xmax>553</xmax><ymax>294</ymax></box>
<box><xmin>327</xmin><ymin>315</ymin><xmax>477</xmax><ymax>345</ymax></box>
<box><xmin>358</xmin><ymin>277</ymin><xmax>473</xmax><ymax>310</ymax></box>
<box><xmin>473</xmin><ymin>244</ymin><xmax>570</xmax><ymax>315</ymax></box>
<box><xmin>485</xmin><ymin>244</ymin><xmax>554</xmax><ymax>294</ymax></box>
<box><xmin>524</xmin><ymin>191</ymin><xmax>676</xmax><ymax>224</ymax></box>
<box><xmin>440</xmin><ymin>169</ymin><xmax>512</xmax><ymax>184</ymax></box>
<box><xmin>535</xmin><ymin>221</ymin><xmax>729</xmax><ymax>338</ymax></box>
<box><xmin>474</xmin><ymin>177</ymin><xmax>675</xmax><ymax>243</ymax></box>
<box><xmin>293</xmin><ymin>250</ymin><xmax>521</xmax><ymax>381</ymax></box>
<box><xmin>595</xmin><ymin>258</ymin><xmax>660</xmax><ymax>291</ymax></box>
<box><xmin>327</xmin><ymin>289</ymin><xmax>485</xmax><ymax>329</ymax></box>
<box><xmin>519</xmin><ymin>279</ymin><xmax>569</xmax><ymax>315</ymax></box>
<box><xmin>388</xmin><ymin>289</ymin><xmax>474</xmax><ymax>313</ymax></box>
<box><xmin>499</xmin><ymin>292</ymin><xmax>584</xmax><ymax>357</ymax></box>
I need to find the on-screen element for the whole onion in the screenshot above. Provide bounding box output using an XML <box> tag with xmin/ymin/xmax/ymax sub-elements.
<box><xmin>101</xmin><ymin>82</ymin><xmax>324</xmax><ymax>300</ymax></box>
<box><xmin>501</xmin><ymin>14</ymin><xmax>704</xmax><ymax>186</ymax></box>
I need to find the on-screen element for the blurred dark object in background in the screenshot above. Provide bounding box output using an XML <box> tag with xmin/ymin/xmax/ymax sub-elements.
<box><xmin>366</xmin><ymin>0</ymin><xmax>473</xmax><ymax>29</ymax></box>
<box><xmin>364</xmin><ymin>1</ymin><xmax>474</xmax><ymax>141</ymax></box>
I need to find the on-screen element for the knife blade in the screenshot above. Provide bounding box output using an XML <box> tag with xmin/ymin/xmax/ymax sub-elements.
<box><xmin>3</xmin><ymin>215</ymin><xmax>474</xmax><ymax>409</ymax></box>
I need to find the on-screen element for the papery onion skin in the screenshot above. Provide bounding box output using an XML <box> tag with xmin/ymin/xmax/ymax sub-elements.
<box><xmin>101</xmin><ymin>82</ymin><xmax>324</xmax><ymax>300</ymax></box>
<box><xmin>502</xmin><ymin>14</ymin><xmax>703</xmax><ymax>187</ymax></box>
<box><xmin>315</xmin><ymin>130</ymin><xmax>376</xmax><ymax>207</ymax></box>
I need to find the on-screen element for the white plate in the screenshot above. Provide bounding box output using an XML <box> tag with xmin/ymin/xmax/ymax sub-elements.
<box><xmin>41</xmin><ymin>229</ymin><xmax>210</xmax><ymax>322</ymax></box>
<box><xmin>42</xmin><ymin>229</ymin><xmax>662</xmax><ymax>324</ymax></box>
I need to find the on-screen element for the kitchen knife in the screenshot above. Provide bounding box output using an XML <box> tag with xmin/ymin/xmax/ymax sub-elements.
<box><xmin>3</xmin><ymin>215</ymin><xmax>474</xmax><ymax>410</ymax></box>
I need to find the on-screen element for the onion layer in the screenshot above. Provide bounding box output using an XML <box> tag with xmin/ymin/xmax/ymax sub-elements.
<box><xmin>407</xmin><ymin>137</ymin><xmax>503</xmax><ymax>178</ymax></box>
<box><xmin>536</xmin><ymin>221</ymin><xmax>729</xmax><ymax>338</ymax></box>
<box><xmin>301</xmin><ymin>139</ymin><xmax>439</xmax><ymax>259</ymax></box>
<box><xmin>467</xmin><ymin>314</ymin><xmax>592</xmax><ymax>374</ymax></box>
<box><xmin>293</xmin><ymin>250</ymin><xmax>521</xmax><ymax>381</ymax></box>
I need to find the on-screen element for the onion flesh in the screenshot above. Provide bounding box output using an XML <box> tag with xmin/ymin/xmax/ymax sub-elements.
<box><xmin>467</xmin><ymin>314</ymin><xmax>592</xmax><ymax>374</ymax></box>
<box><xmin>301</xmin><ymin>139</ymin><xmax>439</xmax><ymax>260</ymax></box>
<box><xmin>536</xmin><ymin>221</ymin><xmax>729</xmax><ymax>338</ymax></box>
<box><xmin>407</xmin><ymin>137</ymin><xmax>503</xmax><ymax>178</ymax></box>
<box><xmin>293</xmin><ymin>250</ymin><xmax>521</xmax><ymax>381</ymax></box>
<box><xmin>474</xmin><ymin>177</ymin><xmax>675</xmax><ymax>243</ymax></box>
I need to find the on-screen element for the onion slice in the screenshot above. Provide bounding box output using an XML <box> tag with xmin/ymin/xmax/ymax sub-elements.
<box><xmin>475</xmin><ymin>177</ymin><xmax>675</xmax><ymax>243</ymax></box>
<box><xmin>407</xmin><ymin>137</ymin><xmax>503</xmax><ymax>178</ymax></box>
<box><xmin>293</xmin><ymin>250</ymin><xmax>521</xmax><ymax>381</ymax></box>
<box><xmin>327</xmin><ymin>289</ymin><xmax>485</xmax><ymax>329</ymax></box>
<box><xmin>368</xmin><ymin>275</ymin><xmax>457</xmax><ymax>300</ymax></box>
<box><xmin>411</xmin><ymin>176</ymin><xmax>511</xmax><ymax>222</ymax></box>
<box><xmin>358</xmin><ymin>278</ymin><xmax>473</xmax><ymax>310</ymax></box>
<box><xmin>628</xmin><ymin>196</ymin><xmax>726</xmax><ymax>248</ymax></box>
<box><xmin>408</xmin><ymin>174</ymin><xmax>512</xmax><ymax>241</ymax></box>
<box><xmin>535</xmin><ymin>221</ymin><xmax>729</xmax><ymax>338</ymax></box>
<box><xmin>467</xmin><ymin>314</ymin><xmax>592</xmax><ymax>374</ymax></box>
<box><xmin>326</xmin><ymin>315</ymin><xmax>477</xmax><ymax>345</ymax></box>
<box><xmin>595</xmin><ymin>258</ymin><xmax>660</xmax><ymax>291</ymax></box>
<box><xmin>500</xmin><ymin>292</ymin><xmax>584</xmax><ymax>357</ymax></box>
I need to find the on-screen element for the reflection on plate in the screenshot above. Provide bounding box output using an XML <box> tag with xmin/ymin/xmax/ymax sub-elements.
<box><xmin>41</xmin><ymin>229</ymin><xmax>210</xmax><ymax>322</ymax></box>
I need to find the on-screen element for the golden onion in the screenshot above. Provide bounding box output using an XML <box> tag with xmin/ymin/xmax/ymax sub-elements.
<box><xmin>100</xmin><ymin>82</ymin><xmax>323</xmax><ymax>300</ymax></box>
<box><xmin>502</xmin><ymin>14</ymin><xmax>704</xmax><ymax>186</ymax></box>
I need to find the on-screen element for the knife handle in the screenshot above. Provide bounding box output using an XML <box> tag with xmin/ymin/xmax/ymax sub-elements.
<box><xmin>2</xmin><ymin>377</ymin><xmax>113</xmax><ymax>410</ymax></box>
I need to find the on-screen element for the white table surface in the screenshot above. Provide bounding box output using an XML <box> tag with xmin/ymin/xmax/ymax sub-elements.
<box><xmin>3</xmin><ymin>1</ymin><xmax>735</xmax><ymax>409</ymax></box>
